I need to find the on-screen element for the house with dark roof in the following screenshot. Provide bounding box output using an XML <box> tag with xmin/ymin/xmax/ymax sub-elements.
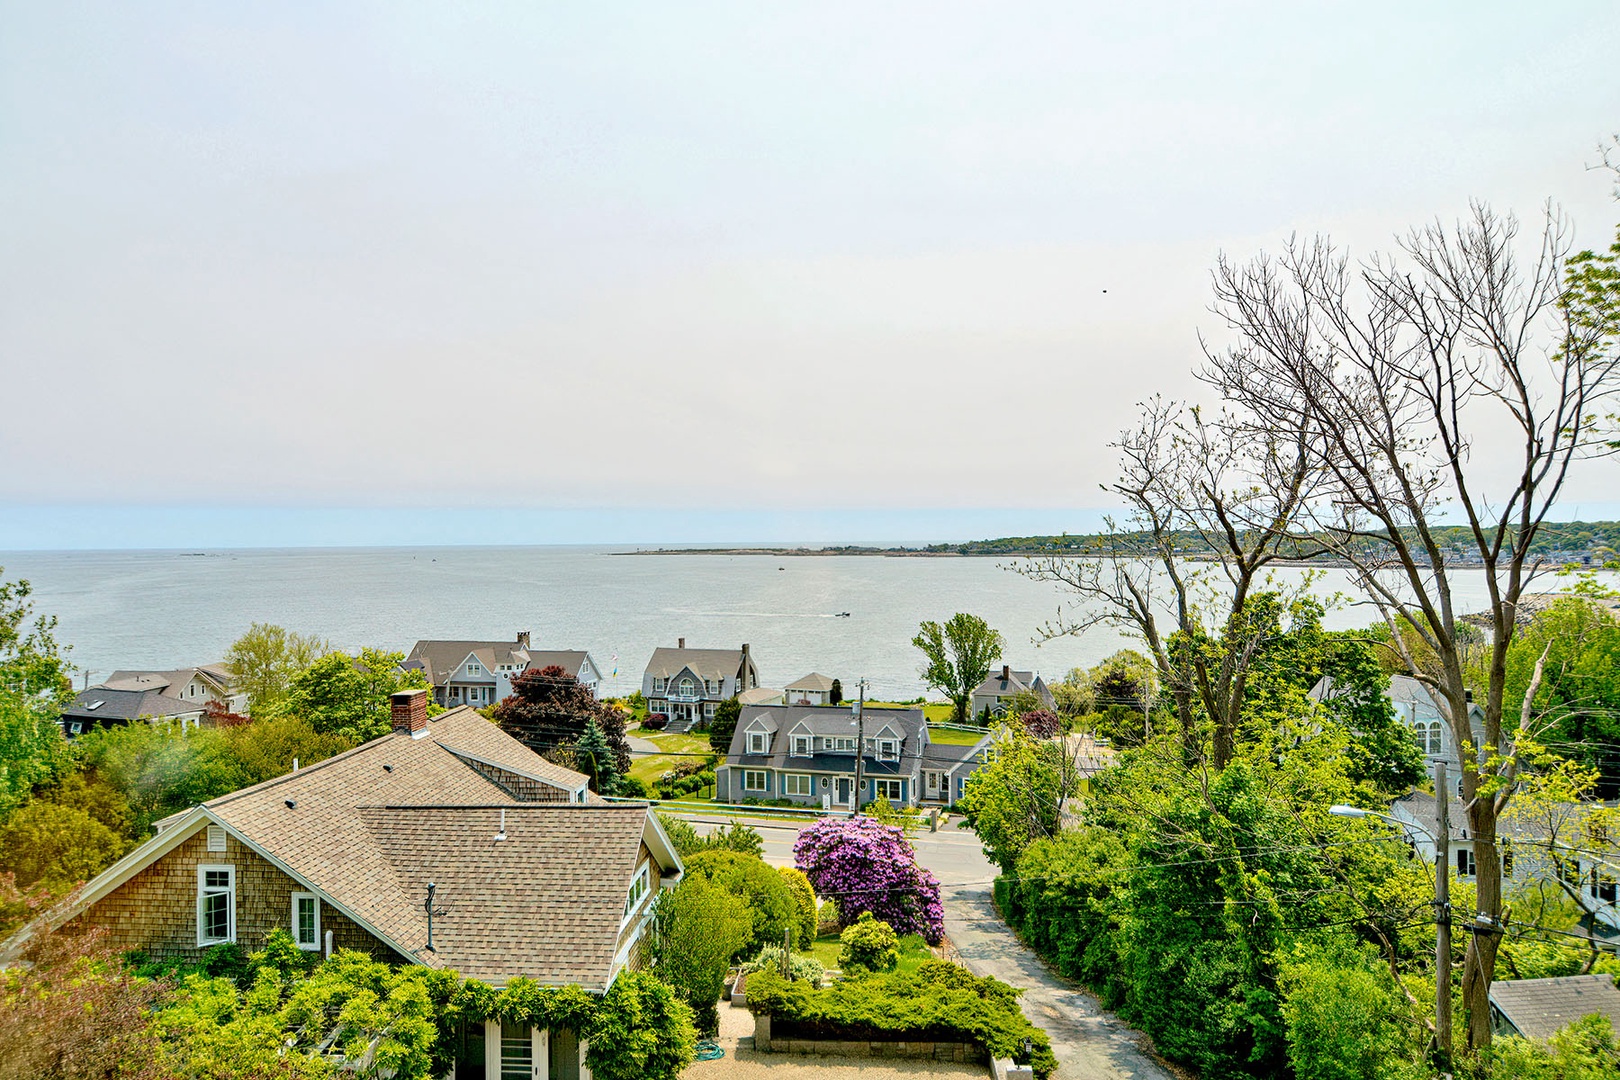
<box><xmin>404</xmin><ymin>632</ymin><xmax>603</xmax><ymax>707</ymax></box>
<box><xmin>1489</xmin><ymin>975</ymin><xmax>1620</xmax><ymax>1040</ymax></box>
<box><xmin>716</xmin><ymin>703</ymin><xmax>991</xmax><ymax>808</ymax></box>
<box><xmin>971</xmin><ymin>665</ymin><xmax>1055</xmax><ymax>719</ymax></box>
<box><xmin>102</xmin><ymin>663</ymin><xmax>249</xmax><ymax>714</ymax></box>
<box><xmin>641</xmin><ymin>639</ymin><xmax>760</xmax><ymax>731</ymax></box>
<box><xmin>59</xmin><ymin>686</ymin><xmax>205</xmax><ymax>737</ymax></box>
<box><xmin>7</xmin><ymin>689</ymin><xmax>682</xmax><ymax>1080</ymax></box>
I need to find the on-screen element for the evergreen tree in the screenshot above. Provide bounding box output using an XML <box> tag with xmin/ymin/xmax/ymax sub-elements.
<box><xmin>492</xmin><ymin>665</ymin><xmax>632</xmax><ymax>775</ymax></box>
<box><xmin>575</xmin><ymin>718</ymin><xmax>620</xmax><ymax>795</ymax></box>
<box><xmin>708</xmin><ymin>696</ymin><xmax>741</xmax><ymax>754</ymax></box>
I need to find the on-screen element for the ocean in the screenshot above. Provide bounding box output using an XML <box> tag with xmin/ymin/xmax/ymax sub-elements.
<box><xmin>0</xmin><ymin>546</ymin><xmax>1591</xmax><ymax>701</ymax></box>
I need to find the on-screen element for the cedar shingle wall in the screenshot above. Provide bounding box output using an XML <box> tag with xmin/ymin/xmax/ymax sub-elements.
<box><xmin>464</xmin><ymin>759</ymin><xmax>572</xmax><ymax>802</ymax></box>
<box><xmin>73</xmin><ymin>825</ymin><xmax>404</xmax><ymax>964</ymax></box>
<box><xmin>614</xmin><ymin>843</ymin><xmax>662</xmax><ymax>958</ymax></box>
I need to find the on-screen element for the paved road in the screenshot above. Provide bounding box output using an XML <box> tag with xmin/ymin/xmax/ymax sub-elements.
<box><xmin>674</xmin><ymin>810</ymin><xmax>1172</xmax><ymax>1080</ymax></box>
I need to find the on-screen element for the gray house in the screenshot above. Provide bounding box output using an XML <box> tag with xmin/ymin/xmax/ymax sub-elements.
<box><xmin>642</xmin><ymin>640</ymin><xmax>759</xmax><ymax>731</ymax></box>
<box><xmin>716</xmin><ymin>704</ymin><xmax>991</xmax><ymax>809</ymax></box>
<box><xmin>1310</xmin><ymin>674</ymin><xmax>1486</xmax><ymax>796</ymax></box>
<box><xmin>971</xmin><ymin>665</ymin><xmax>1055</xmax><ymax>718</ymax></box>
<box><xmin>59</xmin><ymin>687</ymin><xmax>205</xmax><ymax>738</ymax></box>
<box><xmin>404</xmin><ymin>633</ymin><xmax>603</xmax><ymax>708</ymax></box>
<box><xmin>1489</xmin><ymin>975</ymin><xmax>1620</xmax><ymax>1040</ymax></box>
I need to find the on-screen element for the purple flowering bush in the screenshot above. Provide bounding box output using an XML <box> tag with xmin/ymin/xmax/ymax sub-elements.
<box><xmin>792</xmin><ymin>817</ymin><xmax>945</xmax><ymax>944</ymax></box>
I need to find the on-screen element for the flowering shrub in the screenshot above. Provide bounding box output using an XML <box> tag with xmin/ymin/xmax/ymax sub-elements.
<box><xmin>642</xmin><ymin>713</ymin><xmax>669</xmax><ymax>731</ymax></box>
<box><xmin>792</xmin><ymin>817</ymin><xmax>945</xmax><ymax>943</ymax></box>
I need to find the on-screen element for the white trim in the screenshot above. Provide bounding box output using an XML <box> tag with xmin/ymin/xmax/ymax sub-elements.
<box><xmin>196</xmin><ymin>864</ymin><xmax>236</xmax><ymax>947</ymax></box>
<box><xmin>742</xmin><ymin>769</ymin><xmax>768</xmax><ymax>792</ymax></box>
<box><xmin>206</xmin><ymin>824</ymin><xmax>227</xmax><ymax>852</ymax></box>
<box><xmin>621</xmin><ymin>861</ymin><xmax>652</xmax><ymax>926</ymax></box>
<box><xmin>783</xmin><ymin>773</ymin><xmax>814</xmax><ymax>797</ymax></box>
<box><xmin>291</xmin><ymin>891</ymin><xmax>320</xmax><ymax>950</ymax></box>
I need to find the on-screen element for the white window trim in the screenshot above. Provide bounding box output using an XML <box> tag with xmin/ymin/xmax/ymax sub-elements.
<box><xmin>622</xmin><ymin>862</ymin><xmax>652</xmax><ymax>925</ymax></box>
<box><xmin>874</xmin><ymin>778</ymin><xmax>903</xmax><ymax>802</ymax></box>
<box><xmin>790</xmin><ymin>735</ymin><xmax>811</xmax><ymax>757</ymax></box>
<box><xmin>291</xmin><ymin>891</ymin><xmax>320</xmax><ymax>951</ymax></box>
<box><xmin>748</xmin><ymin>732</ymin><xmax>769</xmax><ymax>754</ymax></box>
<box><xmin>743</xmin><ymin>770</ymin><xmax>768</xmax><ymax>792</ymax></box>
<box><xmin>197</xmin><ymin>864</ymin><xmax>236</xmax><ymax>947</ymax></box>
<box><xmin>784</xmin><ymin>773</ymin><xmax>813</xmax><ymax>796</ymax></box>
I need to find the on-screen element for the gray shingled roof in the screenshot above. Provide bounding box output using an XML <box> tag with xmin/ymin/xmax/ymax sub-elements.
<box><xmin>1490</xmin><ymin>975</ymin><xmax>1620</xmax><ymax>1041</ymax></box>
<box><xmin>727</xmin><ymin>704</ymin><xmax>926</xmax><ymax>775</ymax></box>
<box><xmin>785</xmin><ymin>672</ymin><xmax>837</xmax><ymax>693</ymax></box>
<box><xmin>62</xmin><ymin>687</ymin><xmax>203</xmax><ymax>722</ymax></box>
<box><xmin>645</xmin><ymin>647</ymin><xmax>749</xmax><ymax>681</ymax></box>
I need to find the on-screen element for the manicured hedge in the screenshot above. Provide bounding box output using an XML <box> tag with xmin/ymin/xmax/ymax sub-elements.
<box><xmin>745</xmin><ymin>960</ymin><xmax>1056</xmax><ymax>1078</ymax></box>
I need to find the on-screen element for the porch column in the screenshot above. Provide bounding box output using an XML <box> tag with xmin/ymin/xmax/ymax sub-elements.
<box><xmin>579</xmin><ymin>1038</ymin><xmax>592</xmax><ymax>1080</ymax></box>
<box><xmin>483</xmin><ymin>1020</ymin><xmax>500</xmax><ymax>1080</ymax></box>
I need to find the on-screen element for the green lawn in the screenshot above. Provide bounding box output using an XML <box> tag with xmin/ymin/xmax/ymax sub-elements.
<box><xmin>626</xmin><ymin>727</ymin><xmax>716</xmax><ymax>786</ymax></box>
<box><xmin>926</xmin><ymin>725</ymin><xmax>988</xmax><ymax>745</ymax></box>
<box><xmin>802</xmin><ymin>930</ymin><xmax>932</xmax><ymax>974</ymax></box>
<box><xmin>868</xmin><ymin>700</ymin><xmax>956</xmax><ymax>723</ymax></box>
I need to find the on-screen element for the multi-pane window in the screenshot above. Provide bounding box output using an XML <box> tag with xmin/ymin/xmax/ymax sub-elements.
<box><xmin>748</xmin><ymin>732</ymin><xmax>769</xmax><ymax>754</ymax></box>
<box><xmin>791</xmin><ymin>736</ymin><xmax>811</xmax><ymax>757</ymax></box>
<box><xmin>925</xmin><ymin>771</ymin><xmax>942</xmax><ymax>796</ymax></box>
<box><xmin>197</xmin><ymin>865</ymin><xmax>235</xmax><ymax>946</ymax></box>
<box><xmin>873</xmin><ymin>779</ymin><xmax>903</xmax><ymax>802</ymax></box>
<box><xmin>783</xmin><ymin>774</ymin><xmax>813</xmax><ymax>796</ymax></box>
<box><xmin>500</xmin><ymin>1022</ymin><xmax>532</xmax><ymax>1080</ymax></box>
<box><xmin>1457</xmin><ymin>848</ymin><xmax>1477</xmax><ymax>878</ymax></box>
<box><xmin>624</xmin><ymin>864</ymin><xmax>651</xmax><ymax>919</ymax></box>
<box><xmin>292</xmin><ymin>892</ymin><xmax>320</xmax><ymax>950</ymax></box>
<box><xmin>743</xmin><ymin>770</ymin><xmax>768</xmax><ymax>792</ymax></box>
<box><xmin>830</xmin><ymin>737</ymin><xmax>856</xmax><ymax>752</ymax></box>
<box><xmin>877</xmin><ymin>739</ymin><xmax>899</xmax><ymax>761</ymax></box>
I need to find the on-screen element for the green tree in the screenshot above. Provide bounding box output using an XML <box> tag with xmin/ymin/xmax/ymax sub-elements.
<box><xmin>0</xmin><ymin>799</ymin><xmax>127</xmax><ymax>893</ymax></box>
<box><xmin>585</xmin><ymin>969</ymin><xmax>696</xmax><ymax>1080</ymax></box>
<box><xmin>647</xmin><ymin>875</ymin><xmax>751</xmax><ymax>1035</ymax></box>
<box><xmin>278</xmin><ymin>647</ymin><xmax>430</xmax><ymax>741</ymax></box>
<box><xmin>223</xmin><ymin>623</ymin><xmax>330</xmax><ymax>715</ymax></box>
<box><xmin>574</xmin><ymin>718</ymin><xmax>620</xmax><ymax>795</ymax></box>
<box><xmin>683</xmin><ymin>849</ymin><xmax>799</xmax><ymax>958</ymax></box>
<box><xmin>708</xmin><ymin>695</ymin><xmax>741</xmax><ymax>754</ymax></box>
<box><xmin>838</xmin><ymin>912</ymin><xmax>899</xmax><ymax>973</ymax></box>
<box><xmin>1277</xmin><ymin>942</ymin><xmax>1427</xmax><ymax>1080</ymax></box>
<box><xmin>913</xmin><ymin>614</ymin><xmax>1004</xmax><ymax>724</ymax></box>
<box><xmin>493</xmin><ymin>666</ymin><xmax>631</xmax><ymax>775</ymax></box>
<box><xmin>959</xmin><ymin>727</ymin><xmax>1072</xmax><ymax>873</ymax></box>
<box><xmin>1051</xmin><ymin>668</ymin><xmax>1096</xmax><ymax>718</ymax></box>
<box><xmin>0</xmin><ymin>571</ymin><xmax>72</xmax><ymax>817</ymax></box>
<box><xmin>778</xmin><ymin>866</ymin><xmax>817</xmax><ymax>949</ymax></box>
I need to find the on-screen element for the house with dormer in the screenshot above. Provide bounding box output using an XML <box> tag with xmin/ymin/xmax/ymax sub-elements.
<box><xmin>4</xmin><ymin>689</ymin><xmax>683</xmax><ymax>1080</ymax></box>
<box><xmin>715</xmin><ymin>703</ymin><xmax>991</xmax><ymax>809</ymax></box>
<box><xmin>1310</xmin><ymin>673</ymin><xmax>1487</xmax><ymax>796</ymax></box>
<box><xmin>641</xmin><ymin>639</ymin><xmax>759</xmax><ymax>731</ymax></box>
<box><xmin>101</xmin><ymin>664</ymin><xmax>249</xmax><ymax>714</ymax></box>
<box><xmin>405</xmin><ymin>633</ymin><xmax>604</xmax><ymax>708</ymax></box>
<box><xmin>971</xmin><ymin>665</ymin><xmax>1055</xmax><ymax>718</ymax></box>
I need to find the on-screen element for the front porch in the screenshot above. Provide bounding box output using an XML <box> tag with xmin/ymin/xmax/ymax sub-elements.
<box><xmin>452</xmin><ymin>1020</ymin><xmax>592</xmax><ymax>1080</ymax></box>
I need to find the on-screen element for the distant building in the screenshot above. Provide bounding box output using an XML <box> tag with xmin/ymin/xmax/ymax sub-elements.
<box><xmin>784</xmin><ymin>672</ymin><xmax>839</xmax><ymax>706</ymax></box>
<box><xmin>1310</xmin><ymin>674</ymin><xmax>1485</xmax><ymax>794</ymax></box>
<box><xmin>101</xmin><ymin>664</ymin><xmax>248</xmax><ymax>714</ymax></box>
<box><xmin>738</xmin><ymin>687</ymin><xmax>786</xmax><ymax>707</ymax></box>
<box><xmin>59</xmin><ymin>687</ymin><xmax>205</xmax><ymax>738</ymax></box>
<box><xmin>971</xmin><ymin>665</ymin><xmax>1055</xmax><ymax>718</ymax></box>
<box><xmin>1490</xmin><ymin>975</ymin><xmax>1620</xmax><ymax>1041</ymax></box>
<box><xmin>404</xmin><ymin>633</ymin><xmax>603</xmax><ymax>708</ymax></box>
<box><xmin>641</xmin><ymin>640</ymin><xmax>759</xmax><ymax>731</ymax></box>
<box><xmin>716</xmin><ymin>703</ymin><xmax>992</xmax><ymax>808</ymax></box>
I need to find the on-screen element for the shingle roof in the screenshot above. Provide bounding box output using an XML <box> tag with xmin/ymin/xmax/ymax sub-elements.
<box><xmin>785</xmin><ymin>673</ymin><xmax>837</xmax><ymax>693</ymax></box>
<box><xmin>104</xmin><ymin>666</ymin><xmax>233</xmax><ymax>695</ymax></box>
<box><xmin>645</xmin><ymin>647</ymin><xmax>748</xmax><ymax>681</ymax></box>
<box><xmin>1490</xmin><ymin>975</ymin><xmax>1620</xmax><ymax>1040</ymax></box>
<box><xmin>975</xmin><ymin>669</ymin><xmax>1040</xmax><ymax>697</ymax></box>
<box><xmin>62</xmin><ymin>687</ymin><xmax>203</xmax><ymax>721</ymax></box>
<box><xmin>361</xmin><ymin>804</ymin><xmax>651</xmax><ymax>985</ymax></box>
<box><xmin>727</xmin><ymin>705</ymin><xmax>926</xmax><ymax>774</ymax></box>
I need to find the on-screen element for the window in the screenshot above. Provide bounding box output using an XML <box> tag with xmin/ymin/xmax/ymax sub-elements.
<box><xmin>743</xmin><ymin>770</ymin><xmax>768</xmax><ymax>792</ymax></box>
<box><xmin>873</xmin><ymin>779</ymin><xmax>903</xmax><ymax>802</ymax></box>
<box><xmin>791</xmin><ymin>735</ymin><xmax>811</xmax><ymax>757</ymax></box>
<box><xmin>207</xmin><ymin>824</ymin><xmax>227</xmax><ymax>852</ymax></box>
<box><xmin>783</xmin><ymin>774</ymin><xmax>813</xmax><ymax>796</ymax></box>
<box><xmin>925</xmin><ymin>771</ymin><xmax>942</xmax><ymax>796</ymax></box>
<box><xmin>624</xmin><ymin>863</ymin><xmax>651</xmax><ymax>920</ymax></box>
<box><xmin>1595</xmin><ymin>870</ymin><xmax>1619</xmax><ymax>905</ymax></box>
<box><xmin>877</xmin><ymin>739</ymin><xmax>899</xmax><ymax>761</ymax></box>
<box><xmin>654</xmin><ymin>678</ymin><xmax>667</xmax><ymax>694</ymax></box>
<box><xmin>69</xmin><ymin>721</ymin><xmax>83</xmax><ymax>735</ymax></box>
<box><xmin>197</xmin><ymin>865</ymin><xmax>236</xmax><ymax>946</ymax></box>
<box><xmin>678</xmin><ymin>677</ymin><xmax>696</xmax><ymax>697</ymax></box>
<box><xmin>1427</xmin><ymin>722</ymin><xmax>1444</xmax><ymax>756</ymax></box>
<box><xmin>1501</xmin><ymin>839</ymin><xmax>1514</xmax><ymax>878</ymax></box>
<box><xmin>747</xmin><ymin>732</ymin><xmax>769</xmax><ymax>755</ymax></box>
<box><xmin>1457</xmin><ymin>849</ymin><xmax>1476</xmax><ymax>878</ymax></box>
<box><xmin>500</xmin><ymin>1021</ymin><xmax>532</xmax><ymax>1080</ymax></box>
<box><xmin>291</xmin><ymin>892</ymin><xmax>320</xmax><ymax>950</ymax></box>
<box><xmin>831</xmin><ymin>737</ymin><xmax>856</xmax><ymax>752</ymax></box>
<box><xmin>704</xmin><ymin>702</ymin><xmax>716</xmax><ymax>718</ymax></box>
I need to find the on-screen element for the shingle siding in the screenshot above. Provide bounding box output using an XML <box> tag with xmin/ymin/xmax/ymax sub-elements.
<box><xmin>71</xmin><ymin>825</ymin><xmax>401</xmax><ymax>963</ymax></box>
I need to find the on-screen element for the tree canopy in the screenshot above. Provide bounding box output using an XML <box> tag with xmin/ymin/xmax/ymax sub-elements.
<box><xmin>912</xmin><ymin>613</ymin><xmax>1003</xmax><ymax>724</ymax></box>
<box><xmin>492</xmin><ymin>666</ymin><xmax>632</xmax><ymax>776</ymax></box>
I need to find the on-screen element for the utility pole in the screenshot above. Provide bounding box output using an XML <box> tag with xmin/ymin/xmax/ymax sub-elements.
<box><xmin>852</xmin><ymin>679</ymin><xmax>867</xmax><ymax>817</ymax></box>
<box><xmin>1435</xmin><ymin>760</ymin><xmax>1453</xmax><ymax>1066</ymax></box>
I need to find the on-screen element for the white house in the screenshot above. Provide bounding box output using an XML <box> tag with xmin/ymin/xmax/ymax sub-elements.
<box><xmin>405</xmin><ymin>633</ymin><xmax>604</xmax><ymax>708</ymax></box>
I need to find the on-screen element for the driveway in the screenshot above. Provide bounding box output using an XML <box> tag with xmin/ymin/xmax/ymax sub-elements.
<box><xmin>676</xmin><ymin>811</ymin><xmax>1174</xmax><ymax>1080</ymax></box>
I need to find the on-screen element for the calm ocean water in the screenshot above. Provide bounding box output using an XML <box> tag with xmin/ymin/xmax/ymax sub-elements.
<box><xmin>0</xmin><ymin>546</ymin><xmax>1597</xmax><ymax>701</ymax></box>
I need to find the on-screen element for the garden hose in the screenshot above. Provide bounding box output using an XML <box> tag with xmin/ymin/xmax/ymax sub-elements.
<box><xmin>695</xmin><ymin>1039</ymin><xmax>725</xmax><ymax>1061</ymax></box>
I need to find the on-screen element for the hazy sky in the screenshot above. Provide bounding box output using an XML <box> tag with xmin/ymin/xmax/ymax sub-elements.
<box><xmin>3</xmin><ymin>2</ymin><xmax>1618</xmax><ymax>547</ymax></box>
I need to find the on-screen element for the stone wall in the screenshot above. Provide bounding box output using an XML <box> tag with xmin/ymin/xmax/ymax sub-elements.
<box><xmin>753</xmin><ymin>1011</ymin><xmax>985</xmax><ymax>1063</ymax></box>
<box><xmin>72</xmin><ymin>823</ymin><xmax>404</xmax><ymax>964</ymax></box>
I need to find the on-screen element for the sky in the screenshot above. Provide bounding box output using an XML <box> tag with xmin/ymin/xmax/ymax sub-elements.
<box><xmin>2</xmin><ymin>2</ymin><xmax>1618</xmax><ymax>549</ymax></box>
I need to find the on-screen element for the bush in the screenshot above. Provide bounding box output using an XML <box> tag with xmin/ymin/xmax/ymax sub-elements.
<box><xmin>741</xmin><ymin>945</ymin><xmax>826</xmax><ymax>985</ymax></box>
<box><xmin>648</xmin><ymin>877</ymin><xmax>750</xmax><ymax>1037</ymax></box>
<box><xmin>839</xmin><ymin>912</ymin><xmax>899</xmax><ymax>973</ymax></box>
<box><xmin>779</xmin><ymin>866</ymin><xmax>817</xmax><ymax>947</ymax></box>
<box><xmin>587</xmin><ymin>970</ymin><xmax>697</xmax><ymax>1080</ymax></box>
<box><xmin>684</xmin><ymin>850</ymin><xmax>799</xmax><ymax>958</ymax></box>
<box><xmin>745</xmin><ymin>960</ymin><xmax>1056</xmax><ymax>1078</ymax></box>
<box><xmin>616</xmin><ymin>776</ymin><xmax>651</xmax><ymax>798</ymax></box>
<box><xmin>793</xmin><ymin>817</ymin><xmax>945</xmax><ymax>943</ymax></box>
<box><xmin>641</xmin><ymin>713</ymin><xmax>668</xmax><ymax>731</ymax></box>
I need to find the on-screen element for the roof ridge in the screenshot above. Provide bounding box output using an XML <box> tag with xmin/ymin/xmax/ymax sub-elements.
<box><xmin>203</xmin><ymin>734</ymin><xmax>392</xmax><ymax>807</ymax></box>
<box><xmin>358</xmin><ymin>802</ymin><xmax>648</xmax><ymax>811</ymax></box>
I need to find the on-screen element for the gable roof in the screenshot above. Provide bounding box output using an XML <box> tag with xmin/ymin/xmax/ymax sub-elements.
<box><xmin>644</xmin><ymin>647</ymin><xmax>750</xmax><ymax>681</ymax></box>
<box><xmin>61</xmin><ymin>687</ymin><xmax>203</xmax><ymax>722</ymax></box>
<box><xmin>975</xmin><ymin>668</ymin><xmax>1042</xmax><ymax>697</ymax></box>
<box><xmin>726</xmin><ymin>705</ymin><xmax>927</xmax><ymax>776</ymax></box>
<box><xmin>405</xmin><ymin>639</ymin><xmax>591</xmax><ymax>685</ymax></box>
<box><xmin>104</xmin><ymin>665</ymin><xmax>235</xmax><ymax>696</ymax></box>
<box><xmin>785</xmin><ymin>672</ymin><xmax>837</xmax><ymax>693</ymax></box>
<box><xmin>1490</xmin><ymin>975</ymin><xmax>1620</xmax><ymax>1040</ymax></box>
<box><xmin>9</xmin><ymin>707</ymin><xmax>681</xmax><ymax>989</ymax></box>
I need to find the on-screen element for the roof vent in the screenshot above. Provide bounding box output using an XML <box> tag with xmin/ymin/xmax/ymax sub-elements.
<box><xmin>206</xmin><ymin>824</ymin><xmax>227</xmax><ymax>852</ymax></box>
<box><xmin>285</xmin><ymin>799</ymin><xmax>297</xmax><ymax>809</ymax></box>
<box><xmin>383</xmin><ymin>764</ymin><xmax>393</xmax><ymax>772</ymax></box>
<box><xmin>494</xmin><ymin>807</ymin><xmax>507</xmax><ymax>842</ymax></box>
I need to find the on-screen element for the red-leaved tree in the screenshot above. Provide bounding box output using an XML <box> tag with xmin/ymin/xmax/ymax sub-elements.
<box><xmin>491</xmin><ymin>666</ymin><xmax>631</xmax><ymax>776</ymax></box>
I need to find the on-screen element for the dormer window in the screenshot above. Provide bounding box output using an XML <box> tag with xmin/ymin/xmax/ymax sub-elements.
<box><xmin>877</xmin><ymin>738</ymin><xmax>899</xmax><ymax>761</ymax></box>
<box><xmin>791</xmin><ymin>735</ymin><xmax>811</xmax><ymax>757</ymax></box>
<box><xmin>748</xmin><ymin>732</ymin><xmax>770</xmax><ymax>755</ymax></box>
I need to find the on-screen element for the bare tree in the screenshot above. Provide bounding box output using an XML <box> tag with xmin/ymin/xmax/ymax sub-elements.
<box><xmin>1018</xmin><ymin>396</ymin><xmax>1322</xmax><ymax>767</ymax></box>
<box><xmin>1201</xmin><ymin>203</ymin><xmax>1620</xmax><ymax>1053</ymax></box>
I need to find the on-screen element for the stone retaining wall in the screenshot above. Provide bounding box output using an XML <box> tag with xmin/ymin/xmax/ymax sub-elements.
<box><xmin>753</xmin><ymin>1012</ymin><xmax>985</xmax><ymax>1063</ymax></box>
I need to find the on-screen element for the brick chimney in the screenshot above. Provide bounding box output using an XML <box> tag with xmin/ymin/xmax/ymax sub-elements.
<box><xmin>678</xmin><ymin>637</ymin><xmax>685</xmax><ymax>649</ymax></box>
<box><xmin>516</xmin><ymin>630</ymin><xmax>531</xmax><ymax>650</ymax></box>
<box><xmin>391</xmin><ymin>689</ymin><xmax>429</xmax><ymax>735</ymax></box>
<box><xmin>741</xmin><ymin>643</ymin><xmax>752</xmax><ymax>689</ymax></box>
<box><xmin>1001</xmin><ymin>664</ymin><xmax>1011</xmax><ymax>681</ymax></box>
